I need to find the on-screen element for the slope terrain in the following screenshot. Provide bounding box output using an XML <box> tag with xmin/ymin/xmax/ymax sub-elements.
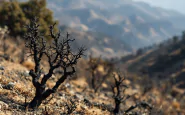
<box><xmin>0</xmin><ymin>37</ymin><xmax>184</xmax><ymax>114</ymax></box>
<box><xmin>47</xmin><ymin>0</ymin><xmax>185</xmax><ymax>49</ymax></box>
<box><xmin>121</xmin><ymin>36</ymin><xmax>185</xmax><ymax>89</ymax></box>
<box><xmin>60</xmin><ymin>26</ymin><xmax>132</xmax><ymax>58</ymax></box>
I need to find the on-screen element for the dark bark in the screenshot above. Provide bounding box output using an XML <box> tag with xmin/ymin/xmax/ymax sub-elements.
<box><xmin>28</xmin><ymin>87</ymin><xmax>46</xmax><ymax>109</ymax></box>
<box><xmin>91</xmin><ymin>72</ymin><xmax>95</xmax><ymax>90</ymax></box>
<box><xmin>125</xmin><ymin>101</ymin><xmax>152</xmax><ymax>113</ymax></box>
<box><xmin>113</xmin><ymin>102</ymin><xmax>120</xmax><ymax>114</ymax></box>
<box><xmin>112</xmin><ymin>73</ymin><xmax>128</xmax><ymax>114</ymax></box>
<box><xmin>28</xmin><ymin>69</ymin><xmax>75</xmax><ymax>109</ymax></box>
<box><xmin>28</xmin><ymin>95</ymin><xmax>43</xmax><ymax>109</ymax></box>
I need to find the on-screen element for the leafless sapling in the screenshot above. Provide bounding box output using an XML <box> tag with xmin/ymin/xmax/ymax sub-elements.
<box><xmin>111</xmin><ymin>72</ymin><xmax>130</xmax><ymax>114</ymax></box>
<box><xmin>87</xmin><ymin>55</ymin><xmax>113</xmax><ymax>92</ymax></box>
<box><xmin>62</xmin><ymin>98</ymin><xmax>78</xmax><ymax>114</ymax></box>
<box><xmin>24</xmin><ymin>18</ymin><xmax>86</xmax><ymax>109</ymax></box>
<box><xmin>87</xmin><ymin>55</ymin><xmax>101</xmax><ymax>90</ymax></box>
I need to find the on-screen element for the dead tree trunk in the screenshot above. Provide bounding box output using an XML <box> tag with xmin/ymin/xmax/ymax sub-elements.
<box><xmin>28</xmin><ymin>85</ymin><xmax>46</xmax><ymax>109</ymax></box>
<box><xmin>24</xmin><ymin>18</ymin><xmax>85</xmax><ymax>109</ymax></box>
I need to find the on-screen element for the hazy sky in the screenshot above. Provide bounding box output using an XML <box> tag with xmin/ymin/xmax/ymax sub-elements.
<box><xmin>134</xmin><ymin>0</ymin><xmax>185</xmax><ymax>14</ymax></box>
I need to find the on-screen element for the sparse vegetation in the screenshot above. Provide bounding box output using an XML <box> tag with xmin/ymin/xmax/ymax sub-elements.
<box><xmin>87</xmin><ymin>55</ymin><xmax>113</xmax><ymax>92</ymax></box>
<box><xmin>61</xmin><ymin>98</ymin><xmax>78</xmax><ymax>114</ymax></box>
<box><xmin>0</xmin><ymin>0</ymin><xmax>185</xmax><ymax>114</ymax></box>
<box><xmin>111</xmin><ymin>72</ymin><xmax>130</xmax><ymax>114</ymax></box>
<box><xmin>0</xmin><ymin>0</ymin><xmax>58</xmax><ymax>39</ymax></box>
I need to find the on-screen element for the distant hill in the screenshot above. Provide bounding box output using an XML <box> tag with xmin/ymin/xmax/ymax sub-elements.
<box><xmin>59</xmin><ymin>26</ymin><xmax>132</xmax><ymax>58</ymax></box>
<box><xmin>47</xmin><ymin>0</ymin><xmax>185</xmax><ymax>49</ymax></box>
<box><xmin>121</xmin><ymin>35</ymin><xmax>185</xmax><ymax>88</ymax></box>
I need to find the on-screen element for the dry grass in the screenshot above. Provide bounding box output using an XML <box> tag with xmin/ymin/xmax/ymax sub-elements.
<box><xmin>0</xmin><ymin>38</ymin><xmax>184</xmax><ymax>114</ymax></box>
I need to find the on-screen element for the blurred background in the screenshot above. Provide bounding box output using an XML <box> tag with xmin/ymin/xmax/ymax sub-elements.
<box><xmin>0</xmin><ymin>0</ymin><xmax>185</xmax><ymax>114</ymax></box>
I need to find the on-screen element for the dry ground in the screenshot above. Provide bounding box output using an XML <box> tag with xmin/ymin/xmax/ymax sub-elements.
<box><xmin>0</xmin><ymin>38</ymin><xmax>184</xmax><ymax>114</ymax></box>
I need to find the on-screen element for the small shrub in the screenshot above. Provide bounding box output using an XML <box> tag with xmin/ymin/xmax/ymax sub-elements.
<box><xmin>24</xmin><ymin>18</ymin><xmax>86</xmax><ymax>109</ymax></box>
<box><xmin>0</xmin><ymin>0</ymin><xmax>58</xmax><ymax>39</ymax></box>
<box><xmin>111</xmin><ymin>72</ymin><xmax>129</xmax><ymax>114</ymax></box>
<box><xmin>87</xmin><ymin>55</ymin><xmax>113</xmax><ymax>92</ymax></box>
<box><xmin>62</xmin><ymin>98</ymin><xmax>78</xmax><ymax>115</ymax></box>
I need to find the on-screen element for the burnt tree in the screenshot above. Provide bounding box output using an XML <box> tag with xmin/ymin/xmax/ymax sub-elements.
<box><xmin>24</xmin><ymin>18</ymin><xmax>86</xmax><ymax>109</ymax></box>
<box><xmin>111</xmin><ymin>72</ymin><xmax>130</xmax><ymax>114</ymax></box>
<box><xmin>87</xmin><ymin>55</ymin><xmax>113</xmax><ymax>92</ymax></box>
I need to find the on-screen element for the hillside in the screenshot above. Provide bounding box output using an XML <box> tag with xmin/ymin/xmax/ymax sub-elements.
<box><xmin>47</xmin><ymin>0</ymin><xmax>185</xmax><ymax>49</ymax></box>
<box><xmin>0</xmin><ymin>0</ymin><xmax>185</xmax><ymax>114</ymax></box>
<box><xmin>0</xmin><ymin>36</ymin><xmax>184</xmax><ymax>114</ymax></box>
<box><xmin>59</xmin><ymin>26</ymin><xmax>132</xmax><ymax>58</ymax></box>
<box><xmin>121</xmin><ymin>35</ymin><xmax>185</xmax><ymax>89</ymax></box>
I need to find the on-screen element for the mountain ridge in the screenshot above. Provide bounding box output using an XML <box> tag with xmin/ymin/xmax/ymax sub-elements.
<box><xmin>17</xmin><ymin>0</ymin><xmax>185</xmax><ymax>56</ymax></box>
<box><xmin>121</xmin><ymin>35</ymin><xmax>185</xmax><ymax>88</ymax></box>
<box><xmin>47</xmin><ymin>0</ymin><xmax>185</xmax><ymax>50</ymax></box>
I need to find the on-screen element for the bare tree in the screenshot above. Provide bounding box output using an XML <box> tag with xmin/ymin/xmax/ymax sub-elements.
<box><xmin>87</xmin><ymin>55</ymin><xmax>101</xmax><ymax>90</ymax></box>
<box><xmin>87</xmin><ymin>55</ymin><xmax>113</xmax><ymax>92</ymax></box>
<box><xmin>24</xmin><ymin>18</ymin><xmax>86</xmax><ymax>109</ymax></box>
<box><xmin>111</xmin><ymin>72</ymin><xmax>130</xmax><ymax>114</ymax></box>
